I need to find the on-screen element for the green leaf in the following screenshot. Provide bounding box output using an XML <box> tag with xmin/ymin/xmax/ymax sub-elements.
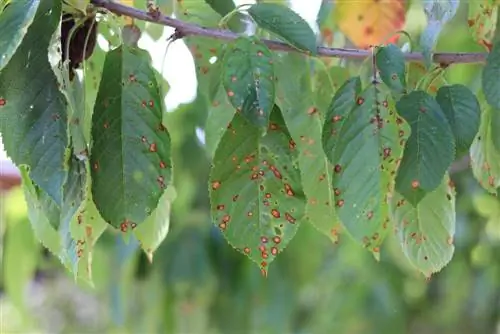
<box><xmin>323</xmin><ymin>85</ymin><xmax>410</xmax><ymax>252</ymax></box>
<box><xmin>492</xmin><ymin>108</ymin><xmax>500</xmax><ymax>152</ymax></box>
<box><xmin>419</xmin><ymin>0</ymin><xmax>459</xmax><ymax>67</ymax></box>
<box><xmin>20</xmin><ymin>167</ymin><xmax>62</xmax><ymax>259</ymax></box>
<box><xmin>395</xmin><ymin>91</ymin><xmax>455</xmax><ymax>206</ymax></box>
<box><xmin>275</xmin><ymin>53</ymin><xmax>341</xmax><ymax>243</ymax></box>
<box><xmin>59</xmin><ymin>154</ymin><xmax>88</xmax><ymax>273</ymax></box>
<box><xmin>134</xmin><ymin>186</ymin><xmax>176</xmax><ymax>261</ymax></box>
<box><xmin>0</xmin><ymin>0</ymin><xmax>39</xmax><ymax>71</ymax></box>
<box><xmin>209</xmin><ymin>106</ymin><xmax>305</xmax><ymax>274</ymax></box>
<box><xmin>312</xmin><ymin>64</ymin><xmax>351</xmax><ymax>113</ymax></box>
<box><xmin>322</xmin><ymin>77</ymin><xmax>362</xmax><ymax>155</ymax></box>
<box><xmin>483</xmin><ymin>42</ymin><xmax>500</xmax><ymax>109</ymax></box>
<box><xmin>222</xmin><ymin>37</ymin><xmax>275</xmax><ymax>128</ymax></box>
<box><xmin>0</xmin><ymin>0</ymin><xmax>67</xmax><ymax>204</ymax></box>
<box><xmin>375</xmin><ymin>44</ymin><xmax>407</xmax><ymax>93</ymax></box>
<box><xmin>185</xmin><ymin>37</ymin><xmax>224</xmax><ymax>101</ymax></box>
<box><xmin>468</xmin><ymin>1</ymin><xmax>497</xmax><ymax>48</ymax></box>
<box><xmin>204</xmin><ymin>0</ymin><xmax>245</xmax><ymax>32</ymax></box>
<box><xmin>247</xmin><ymin>3</ymin><xmax>317</xmax><ymax>55</ymax></box>
<box><xmin>205</xmin><ymin>85</ymin><xmax>235</xmax><ymax>158</ymax></box>
<box><xmin>70</xmin><ymin>187</ymin><xmax>108</xmax><ymax>285</ymax></box>
<box><xmin>435</xmin><ymin>84</ymin><xmax>481</xmax><ymax>156</ymax></box>
<box><xmin>90</xmin><ymin>45</ymin><xmax>172</xmax><ymax>229</ymax></box>
<box><xmin>390</xmin><ymin>174</ymin><xmax>456</xmax><ymax>278</ymax></box>
<box><xmin>470</xmin><ymin>100</ymin><xmax>500</xmax><ymax>193</ymax></box>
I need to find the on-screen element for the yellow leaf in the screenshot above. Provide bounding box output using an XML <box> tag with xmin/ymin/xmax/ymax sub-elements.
<box><xmin>335</xmin><ymin>0</ymin><xmax>406</xmax><ymax>49</ymax></box>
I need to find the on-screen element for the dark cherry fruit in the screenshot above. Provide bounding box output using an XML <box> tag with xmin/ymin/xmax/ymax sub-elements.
<box><xmin>61</xmin><ymin>13</ymin><xmax>98</xmax><ymax>80</ymax></box>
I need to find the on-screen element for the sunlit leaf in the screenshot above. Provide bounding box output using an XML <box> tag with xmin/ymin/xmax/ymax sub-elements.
<box><xmin>90</xmin><ymin>45</ymin><xmax>172</xmax><ymax>229</ymax></box>
<box><xmin>335</xmin><ymin>0</ymin><xmax>405</xmax><ymax>49</ymax></box>
<box><xmin>391</xmin><ymin>174</ymin><xmax>456</xmax><ymax>278</ymax></box>
<box><xmin>222</xmin><ymin>37</ymin><xmax>275</xmax><ymax>128</ymax></box>
<box><xmin>209</xmin><ymin>106</ymin><xmax>305</xmax><ymax>274</ymax></box>
<box><xmin>0</xmin><ymin>0</ymin><xmax>67</xmax><ymax>204</ymax></box>
<box><xmin>247</xmin><ymin>3</ymin><xmax>317</xmax><ymax>54</ymax></box>
<box><xmin>395</xmin><ymin>91</ymin><xmax>455</xmax><ymax>205</ymax></box>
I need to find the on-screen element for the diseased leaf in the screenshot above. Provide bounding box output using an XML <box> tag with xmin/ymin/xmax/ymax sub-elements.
<box><xmin>468</xmin><ymin>1</ymin><xmax>498</xmax><ymax>50</ymax></box>
<box><xmin>335</xmin><ymin>0</ymin><xmax>405</xmax><ymax>49</ymax></box>
<box><xmin>322</xmin><ymin>77</ymin><xmax>362</xmax><ymax>155</ymax></box>
<box><xmin>222</xmin><ymin>37</ymin><xmax>275</xmax><ymax>128</ymax></box>
<box><xmin>419</xmin><ymin>0</ymin><xmax>459</xmax><ymax>67</ymax></box>
<box><xmin>134</xmin><ymin>186</ymin><xmax>177</xmax><ymax>262</ymax></box>
<box><xmin>390</xmin><ymin>174</ymin><xmax>456</xmax><ymax>278</ymax></box>
<box><xmin>395</xmin><ymin>91</ymin><xmax>455</xmax><ymax>205</ymax></box>
<box><xmin>483</xmin><ymin>42</ymin><xmax>500</xmax><ymax>109</ymax></box>
<box><xmin>435</xmin><ymin>84</ymin><xmax>481</xmax><ymax>156</ymax></box>
<box><xmin>59</xmin><ymin>154</ymin><xmax>87</xmax><ymax>274</ymax></box>
<box><xmin>0</xmin><ymin>0</ymin><xmax>67</xmax><ymax>204</ymax></box>
<box><xmin>90</xmin><ymin>45</ymin><xmax>172</xmax><ymax>229</ymax></box>
<box><xmin>71</xmin><ymin>186</ymin><xmax>108</xmax><ymax>285</ymax></box>
<box><xmin>247</xmin><ymin>3</ymin><xmax>317</xmax><ymax>55</ymax></box>
<box><xmin>209</xmin><ymin>106</ymin><xmax>305</xmax><ymax>274</ymax></box>
<box><xmin>0</xmin><ymin>0</ymin><xmax>39</xmax><ymax>71</ymax></box>
<box><xmin>323</xmin><ymin>85</ymin><xmax>410</xmax><ymax>252</ymax></box>
<box><xmin>470</xmin><ymin>99</ymin><xmax>500</xmax><ymax>193</ymax></box>
<box><xmin>276</xmin><ymin>53</ymin><xmax>341</xmax><ymax>243</ymax></box>
<box><xmin>376</xmin><ymin>44</ymin><xmax>407</xmax><ymax>93</ymax></box>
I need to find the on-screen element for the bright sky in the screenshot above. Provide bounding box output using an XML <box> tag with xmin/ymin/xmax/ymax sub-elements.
<box><xmin>0</xmin><ymin>0</ymin><xmax>322</xmax><ymax>163</ymax></box>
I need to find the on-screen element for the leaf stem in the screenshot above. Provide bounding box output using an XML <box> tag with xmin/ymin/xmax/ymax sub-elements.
<box><xmin>90</xmin><ymin>0</ymin><xmax>487</xmax><ymax>65</ymax></box>
<box><xmin>217</xmin><ymin>4</ymin><xmax>251</xmax><ymax>29</ymax></box>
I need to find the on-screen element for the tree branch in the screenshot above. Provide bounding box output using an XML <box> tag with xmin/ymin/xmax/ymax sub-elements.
<box><xmin>91</xmin><ymin>0</ymin><xmax>487</xmax><ymax>65</ymax></box>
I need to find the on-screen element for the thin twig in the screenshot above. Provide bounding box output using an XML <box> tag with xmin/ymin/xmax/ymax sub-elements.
<box><xmin>91</xmin><ymin>0</ymin><xmax>487</xmax><ymax>64</ymax></box>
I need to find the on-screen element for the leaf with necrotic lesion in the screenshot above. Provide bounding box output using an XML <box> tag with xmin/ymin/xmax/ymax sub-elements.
<box><xmin>209</xmin><ymin>105</ymin><xmax>305</xmax><ymax>275</ymax></box>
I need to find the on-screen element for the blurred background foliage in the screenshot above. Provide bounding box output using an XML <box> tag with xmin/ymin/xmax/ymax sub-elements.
<box><xmin>1</xmin><ymin>0</ymin><xmax>500</xmax><ymax>333</ymax></box>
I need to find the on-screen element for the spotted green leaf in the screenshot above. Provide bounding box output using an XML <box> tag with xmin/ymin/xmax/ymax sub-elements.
<box><xmin>419</xmin><ymin>0</ymin><xmax>459</xmax><ymax>67</ymax></box>
<box><xmin>222</xmin><ymin>37</ymin><xmax>275</xmax><ymax>128</ymax></box>
<box><xmin>468</xmin><ymin>1</ymin><xmax>497</xmax><ymax>49</ymax></box>
<box><xmin>70</xmin><ymin>183</ymin><xmax>108</xmax><ymax>285</ymax></box>
<box><xmin>470</xmin><ymin>98</ymin><xmax>500</xmax><ymax>194</ymax></box>
<box><xmin>0</xmin><ymin>0</ymin><xmax>39</xmax><ymax>71</ymax></box>
<box><xmin>435</xmin><ymin>84</ymin><xmax>480</xmax><ymax>157</ymax></box>
<box><xmin>395</xmin><ymin>91</ymin><xmax>455</xmax><ymax>206</ymax></box>
<box><xmin>323</xmin><ymin>85</ymin><xmax>410</xmax><ymax>252</ymax></box>
<box><xmin>0</xmin><ymin>0</ymin><xmax>67</xmax><ymax>204</ymax></box>
<box><xmin>134</xmin><ymin>186</ymin><xmax>176</xmax><ymax>262</ymax></box>
<box><xmin>390</xmin><ymin>174</ymin><xmax>456</xmax><ymax>278</ymax></box>
<box><xmin>247</xmin><ymin>3</ymin><xmax>317</xmax><ymax>55</ymax></box>
<box><xmin>209</xmin><ymin>106</ymin><xmax>305</xmax><ymax>274</ymax></box>
<box><xmin>90</xmin><ymin>45</ymin><xmax>172</xmax><ymax>229</ymax></box>
<box><xmin>375</xmin><ymin>44</ymin><xmax>407</xmax><ymax>93</ymax></box>
<box><xmin>275</xmin><ymin>53</ymin><xmax>341</xmax><ymax>243</ymax></box>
